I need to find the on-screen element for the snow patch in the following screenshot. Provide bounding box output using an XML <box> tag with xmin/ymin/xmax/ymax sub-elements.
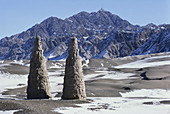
<box><xmin>0</xmin><ymin>69</ymin><xmax>65</xmax><ymax>99</ymax></box>
<box><xmin>120</xmin><ymin>89</ymin><xmax>170</xmax><ymax>98</ymax></box>
<box><xmin>0</xmin><ymin>110</ymin><xmax>22</xmax><ymax>114</ymax></box>
<box><xmin>161</xmin><ymin>26</ymin><xmax>165</xmax><ymax>29</ymax></box>
<box><xmin>85</xmin><ymin>71</ymin><xmax>136</xmax><ymax>81</ymax></box>
<box><xmin>83</xmin><ymin>36</ymin><xmax>89</xmax><ymax>39</ymax></box>
<box><xmin>24</xmin><ymin>63</ymin><xmax>30</xmax><ymax>67</ymax></box>
<box><xmin>53</xmin><ymin>97</ymin><xmax>170</xmax><ymax>114</ymax></box>
<box><xmin>115</xmin><ymin>55</ymin><xmax>170</xmax><ymax>69</ymax></box>
<box><xmin>49</xmin><ymin>63</ymin><xmax>63</xmax><ymax>69</ymax></box>
<box><xmin>48</xmin><ymin>70</ymin><xmax>64</xmax><ymax>97</ymax></box>
<box><xmin>11</xmin><ymin>60</ymin><xmax>24</xmax><ymax>65</ymax></box>
<box><xmin>0</xmin><ymin>60</ymin><xmax>4</xmax><ymax>63</ymax></box>
<box><xmin>67</xmin><ymin>19</ymin><xmax>73</xmax><ymax>23</ymax></box>
<box><xmin>82</xmin><ymin>59</ymin><xmax>89</xmax><ymax>67</ymax></box>
<box><xmin>48</xmin><ymin>54</ymin><xmax>56</xmax><ymax>59</ymax></box>
<box><xmin>49</xmin><ymin>76</ymin><xmax>63</xmax><ymax>97</ymax></box>
<box><xmin>0</xmin><ymin>71</ymin><xmax>27</xmax><ymax>94</ymax></box>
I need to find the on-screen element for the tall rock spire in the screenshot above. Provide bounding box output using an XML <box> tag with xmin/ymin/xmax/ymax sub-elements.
<box><xmin>62</xmin><ymin>36</ymin><xmax>86</xmax><ymax>100</ymax></box>
<box><xmin>27</xmin><ymin>34</ymin><xmax>51</xmax><ymax>99</ymax></box>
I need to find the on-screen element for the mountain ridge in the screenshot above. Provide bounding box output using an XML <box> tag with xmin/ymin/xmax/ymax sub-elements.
<box><xmin>0</xmin><ymin>9</ymin><xmax>169</xmax><ymax>60</ymax></box>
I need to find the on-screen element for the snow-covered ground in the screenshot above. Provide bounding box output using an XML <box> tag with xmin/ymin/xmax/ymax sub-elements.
<box><xmin>0</xmin><ymin>110</ymin><xmax>22</xmax><ymax>114</ymax></box>
<box><xmin>0</xmin><ymin>54</ymin><xmax>169</xmax><ymax>96</ymax></box>
<box><xmin>0</xmin><ymin>64</ymin><xmax>137</xmax><ymax>99</ymax></box>
<box><xmin>49</xmin><ymin>62</ymin><xmax>63</xmax><ymax>69</ymax></box>
<box><xmin>0</xmin><ymin>54</ymin><xmax>170</xmax><ymax>113</ymax></box>
<box><xmin>10</xmin><ymin>60</ymin><xmax>24</xmax><ymax>65</ymax></box>
<box><xmin>0</xmin><ymin>63</ymin><xmax>11</xmax><ymax>69</ymax></box>
<box><xmin>54</xmin><ymin>89</ymin><xmax>170</xmax><ymax>114</ymax></box>
<box><xmin>115</xmin><ymin>55</ymin><xmax>170</xmax><ymax>69</ymax></box>
<box><xmin>0</xmin><ymin>60</ymin><xmax>29</xmax><ymax>68</ymax></box>
<box><xmin>0</xmin><ymin>71</ymin><xmax>27</xmax><ymax>94</ymax></box>
<box><xmin>53</xmin><ymin>96</ymin><xmax>170</xmax><ymax>114</ymax></box>
<box><xmin>48</xmin><ymin>73</ymin><xmax>64</xmax><ymax>97</ymax></box>
<box><xmin>0</xmin><ymin>70</ymin><xmax>65</xmax><ymax>98</ymax></box>
<box><xmin>120</xmin><ymin>89</ymin><xmax>170</xmax><ymax>98</ymax></box>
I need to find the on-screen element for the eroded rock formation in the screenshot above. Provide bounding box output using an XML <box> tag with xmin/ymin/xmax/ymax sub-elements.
<box><xmin>27</xmin><ymin>34</ymin><xmax>51</xmax><ymax>99</ymax></box>
<box><xmin>62</xmin><ymin>37</ymin><xmax>86</xmax><ymax>100</ymax></box>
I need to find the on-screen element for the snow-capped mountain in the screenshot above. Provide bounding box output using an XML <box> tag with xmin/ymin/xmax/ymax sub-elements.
<box><xmin>0</xmin><ymin>9</ymin><xmax>169</xmax><ymax>60</ymax></box>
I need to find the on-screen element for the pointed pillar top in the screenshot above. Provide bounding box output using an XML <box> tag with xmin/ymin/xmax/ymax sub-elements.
<box><xmin>36</xmin><ymin>33</ymin><xmax>41</xmax><ymax>40</ymax></box>
<box><xmin>71</xmin><ymin>36</ymin><xmax>77</xmax><ymax>43</ymax></box>
<box><xmin>34</xmin><ymin>33</ymin><xmax>43</xmax><ymax>51</ymax></box>
<box><xmin>69</xmin><ymin>36</ymin><xmax>78</xmax><ymax>51</ymax></box>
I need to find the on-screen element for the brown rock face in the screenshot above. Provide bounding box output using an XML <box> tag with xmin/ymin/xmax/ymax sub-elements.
<box><xmin>62</xmin><ymin>37</ymin><xmax>86</xmax><ymax>100</ymax></box>
<box><xmin>27</xmin><ymin>34</ymin><xmax>51</xmax><ymax>99</ymax></box>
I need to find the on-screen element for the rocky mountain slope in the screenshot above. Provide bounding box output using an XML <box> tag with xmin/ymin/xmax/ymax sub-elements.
<box><xmin>130</xmin><ymin>24</ymin><xmax>170</xmax><ymax>55</ymax></box>
<box><xmin>0</xmin><ymin>9</ymin><xmax>169</xmax><ymax>60</ymax></box>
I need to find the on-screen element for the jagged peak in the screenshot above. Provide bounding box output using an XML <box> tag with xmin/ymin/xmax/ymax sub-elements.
<box><xmin>40</xmin><ymin>16</ymin><xmax>64</xmax><ymax>25</ymax></box>
<box><xmin>96</xmin><ymin>8</ymin><xmax>120</xmax><ymax>19</ymax></box>
<box><xmin>46</xmin><ymin>16</ymin><xmax>61</xmax><ymax>20</ymax></box>
<box><xmin>97</xmin><ymin>8</ymin><xmax>109</xmax><ymax>14</ymax></box>
<box><xmin>97</xmin><ymin>8</ymin><xmax>111</xmax><ymax>14</ymax></box>
<box><xmin>71</xmin><ymin>11</ymin><xmax>90</xmax><ymax>18</ymax></box>
<box><xmin>99</xmin><ymin>8</ymin><xmax>104</xmax><ymax>12</ymax></box>
<box><xmin>145</xmin><ymin>23</ymin><xmax>157</xmax><ymax>27</ymax></box>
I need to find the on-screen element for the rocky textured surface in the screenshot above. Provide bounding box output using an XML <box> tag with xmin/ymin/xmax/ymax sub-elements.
<box><xmin>130</xmin><ymin>24</ymin><xmax>170</xmax><ymax>55</ymax></box>
<box><xmin>0</xmin><ymin>9</ymin><xmax>169</xmax><ymax>60</ymax></box>
<box><xmin>62</xmin><ymin>37</ymin><xmax>86</xmax><ymax>100</ymax></box>
<box><xmin>27</xmin><ymin>34</ymin><xmax>51</xmax><ymax>99</ymax></box>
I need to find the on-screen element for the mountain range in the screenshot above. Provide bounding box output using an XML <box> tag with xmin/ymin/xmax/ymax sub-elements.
<box><xmin>0</xmin><ymin>9</ymin><xmax>170</xmax><ymax>60</ymax></box>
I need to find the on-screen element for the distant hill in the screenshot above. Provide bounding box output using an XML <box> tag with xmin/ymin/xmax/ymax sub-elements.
<box><xmin>0</xmin><ymin>9</ymin><xmax>170</xmax><ymax>60</ymax></box>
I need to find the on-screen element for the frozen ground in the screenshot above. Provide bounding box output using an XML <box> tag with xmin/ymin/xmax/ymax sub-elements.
<box><xmin>115</xmin><ymin>55</ymin><xmax>170</xmax><ymax>69</ymax></box>
<box><xmin>54</xmin><ymin>96</ymin><xmax>170</xmax><ymax>114</ymax></box>
<box><xmin>0</xmin><ymin>53</ymin><xmax>170</xmax><ymax>113</ymax></box>
<box><xmin>0</xmin><ymin>71</ymin><xmax>27</xmax><ymax>94</ymax></box>
<box><xmin>54</xmin><ymin>89</ymin><xmax>170</xmax><ymax>114</ymax></box>
<box><xmin>120</xmin><ymin>89</ymin><xmax>170</xmax><ymax>98</ymax></box>
<box><xmin>0</xmin><ymin>110</ymin><xmax>21</xmax><ymax>114</ymax></box>
<box><xmin>0</xmin><ymin>65</ymin><xmax>137</xmax><ymax>99</ymax></box>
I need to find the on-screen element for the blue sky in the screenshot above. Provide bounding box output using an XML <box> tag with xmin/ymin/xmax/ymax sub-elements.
<box><xmin>0</xmin><ymin>0</ymin><xmax>170</xmax><ymax>38</ymax></box>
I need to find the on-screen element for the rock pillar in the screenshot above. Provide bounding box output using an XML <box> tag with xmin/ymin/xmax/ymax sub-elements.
<box><xmin>62</xmin><ymin>37</ymin><xmax>86</xmax><ymax>100</ymax></box>
<box><xmin>27</xmin><ymin>34</ymin><xmax>51</xmax><ymax>99</ymax></box>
